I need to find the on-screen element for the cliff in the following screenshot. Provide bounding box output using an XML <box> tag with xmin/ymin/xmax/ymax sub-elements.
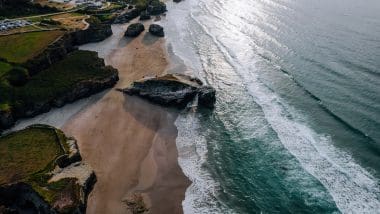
<box><xmin>24</xmin><ymin>19</ymin><xmax>113</xmax><ymax>75</ymax></box>
<box><xmin>0</xmin><ymin>50</ymin><xmax>119</xmax><ymax>131</ymax></box>
<box><xmin>0</xmin><ymin>125</ymin><xmax>96</xmax><ymax>214</ymax></box>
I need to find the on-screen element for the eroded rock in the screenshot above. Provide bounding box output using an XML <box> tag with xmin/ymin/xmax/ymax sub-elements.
<box><xmin>125</xmin><ymin>23</ymin><xmax>145</xmax><ymax>37</ymax></box>
<box><xmin>149</xmin><ymin>24</ymin><xmax>164</xmax><ymax>37</ymax></box>
<box><xmin>121</xmin><ymin>74</ymin><xmax>216</xmax><ymax>109</ymax></box>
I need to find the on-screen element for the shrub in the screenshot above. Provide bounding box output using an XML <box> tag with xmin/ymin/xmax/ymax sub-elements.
<box><xmin>40</xmin><ymin>18</ymin><xmax>60</xmax><ymax>25</ymax></box>
<box><xmin>7</xmin><ymin>66</ymin><xmax>29</xmax><ymax>86</ymax></box>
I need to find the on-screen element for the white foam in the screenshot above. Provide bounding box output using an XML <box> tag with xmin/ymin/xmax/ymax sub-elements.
<box><xmin>189</xmin><ymin>1</ymin><xmax>380</xmax><ymax>212</ymax></box>
<box><xmin>165</xmin><ymin>2</ymin><xmax>235</xmax><ymax>213</ymax></box>
<box><xmin>175</xmin><ymin>112</ymin><xmax>235</xmax><ymax>214</ymax></box>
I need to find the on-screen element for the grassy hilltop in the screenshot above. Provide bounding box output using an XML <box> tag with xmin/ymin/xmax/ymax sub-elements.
<box><xmin>0</xmin><ymin>31</ymin><xmax>64</xmax><ymax>64</ymax></box>
<box><xmin>0</xmin><ymin>125</ymin><xmax>86</xmax><ymax>213</ymax></box>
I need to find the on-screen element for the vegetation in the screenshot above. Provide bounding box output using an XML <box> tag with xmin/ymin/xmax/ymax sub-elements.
<box><xmin>94</xmin><ymin>13</ymin><xmax>117</xmax><ymax>22</ymax></box>
<box><xmin>0</xmin><ymin>30</ymin><xmax>64</xmax><ymax>63</ymax></box>
<box><xmin>129</xmin><ymin>0</ymin><xmax>164</xmax><ymax>11</ymax></box>
<box><xmin>15</xmin><ymin>50</ymin><xmax>112</xmax><ymax>103</ymax></box>
<box><xmin>0</xmin><ymin>125</ymin><xmax>81</xmax><ymax>210</ymax></box>
<box><xmin>6</xmin><ymin>66</ymin><xmax>29</xmax><ymax>86</ymax></box>
<box><xmin>0</xmin><ymin>50</ymin><xmax>115</xmax><ymax>114</ymax></box>
<box><xmin>0</xmin><ymin>61</ymin><xmax>12</xmax><ymax>78</ymax></box>
<box><xmin>0</xmin><ymin>0</ymin><xmax>58</xmax><ymax>19</ymax></box>
<box><xmin>131</xmin><ymin>0</ymin><xmax>149</xmax><ymax>10</ymax></box>
<box><xmin>0</xmin><ymin>125</ymin><xmax>65</xmax><ymax>185</ymax></box>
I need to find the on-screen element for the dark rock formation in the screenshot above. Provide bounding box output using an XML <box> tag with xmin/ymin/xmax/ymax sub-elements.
<box><xmin>0</xmin><ymin>183</ymin><xmax>54</xmax><ymax>214</ymax></box>
<box><xmin>121</xmin><ymin>74</ymin><xmax>216</xmax><ymax>109</ymax></box>
<box><xmin>20</xmin><ymin>69</ymin><xmax>118</xmax><ymax>119</ymax></box>
<box><xmin>56</xmin><ymin>137</ymin><xmax>82</xmax><ymax>168</ymax></box>
<box><xmin>198</xmin><ymin>86</ymin><xmax>216</xmax><ymax>108</ymax></box>
<box><xmin>173</xmin><ymin>0</ymin><xmax>182</xmax><ymax>2</ymax></box>
<box><xmin>149</xmin><ymin>24</ymin><xmax>164</xmax><ymax>37</ymax></box>
<box><xmin>0</xmin><ymin>110</ymin><xmax>14</xmax><ymax>131</ymax></box>
<box><xmin>147</xmin><ymin>0</ymin><xmax>167</xmax><ymax>15</ymax></box>
<box><xmin>125</xmin><ymin>23</ymin><xmax>145</xmax><ymax>37</ymax></box>
<box><xmin>139</xmin><ymin>10</ymin><xmax>151</xmax><ymax>20</ymax></box>
<box><xmin>114</xmin><ymin>8</ymin><xmax>140</xmax><ymax>24</ymax></box>
<box><xmin>0</xmin><ymin>63</ymin><xmax>118</xmax><ymax>131</ymax></box>
<box><xmin>72</xmin><ymin>20</ymin><xmax>113</xmax><ymax>45</ymax></box>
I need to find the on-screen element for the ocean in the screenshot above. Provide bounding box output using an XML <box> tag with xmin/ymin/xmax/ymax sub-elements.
<box><xmin>163</xmin><ymin>0</ymin><xmax>380</xmax><ymax>213</ymax></box>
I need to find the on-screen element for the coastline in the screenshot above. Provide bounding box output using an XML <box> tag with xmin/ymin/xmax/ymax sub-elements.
<box><xmin>62</xmin><ymin>22</ymin><xmax>190</xmax><ymax>213</ymax></box>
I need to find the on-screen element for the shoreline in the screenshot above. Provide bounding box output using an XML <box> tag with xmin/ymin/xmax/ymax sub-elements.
<box><xmin>62</xmin><ymin>22</ymin><xmax>190</xmax><ymax>213</ymax></box>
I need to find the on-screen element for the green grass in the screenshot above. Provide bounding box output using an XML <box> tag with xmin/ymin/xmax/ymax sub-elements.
<box><xmin>0</xmin><ymin>30</ymin><xmax>64</xmax><ymax>63</ymax></box>
<box><xmin>0</xmin><ymin>126</ymin><xmax>65</xmax><ymax>185</ymax></box>
<box><xmin>0</xmin><ymin>62</ymin><xmax>12</xmax><ymax>78</ymax></box>
<box><xmin>0</xmin><ymin>103</ymin><xmax>11</xmax><ymax>111</ymax></box>
<box><xmin>0</xmin><ymin>125</ymin><xmax>81</xmax><ymax>209</ymax></box>
<box><xmin>94</xmin><ymin>13</ymin><xmax>116</xmax><ymax>22</ymax></box>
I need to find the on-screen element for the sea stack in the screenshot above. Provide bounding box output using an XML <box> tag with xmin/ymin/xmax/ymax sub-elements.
<box><xmin>120</xmin><ymin>74</ymin><xmax>216</xmax><ymax>109</ymax></box>
<box><xmin>149</xmin><ymin>24</ymin><xmax>165</xmax><ymax>37</ymax></box>
<box><xmin>125</xmin><ymin>23</ymin><xmax>145</xmax><ymax>37</ymax></box>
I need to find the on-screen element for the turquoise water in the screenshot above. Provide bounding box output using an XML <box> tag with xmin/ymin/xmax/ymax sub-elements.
<box><xmin>164</xmin><ymin>0</ymin><xmax>380</xmax><ymax>213</ymax></box>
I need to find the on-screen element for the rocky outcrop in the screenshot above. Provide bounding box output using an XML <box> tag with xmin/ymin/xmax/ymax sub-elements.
<box><xmin>19</xmin><ymin>69</ymin><xmax>118</xmax><ymax>119</ymax></box>
<box><xmin>55</xmin><ymin>137</ymin><xmax>82</xmax><ymax>168</ymax></box>
<box><xmin>0</xmin><ymin>169</ymin><xmax>96</xmax><ymax>214</ymax></box>
<box><xmin>121</xmin><ymin>74</ymin><xmax>216</xmax><ymax>109</ymax></box>
<box><xmin>139</xmin><ymin>10</ymin><xmax>151</xmax><ymax>20</ymax></box>
<box><xmin>0</xmin><ymin>64</ymin><xmax>118</xmax><ymax>131</ymax></box>
<box><xmin>114</xmin><ymin>0</ymin><xmax>166</xmax><ymax>24</ymax></box>
<box><xmin>114</xmin><ymin>8</ymin><xmax>140</xmax><ymax>24</ymax></box>
<box><xmin>198</xmin><ymin>85</ymin><xmax>216</xmax><ymax>108</ymax></box>
<box><xmin>0</xmin><ymin>110</ymin><xmax>14</xmax><ymax>131</ymax></box>
<box><xmin>149</xmin><ymin>24</ymin><xmax>164</xmax><ymax>37</ymax></box>
<box><xmin>0</xmin><ymin>183</ymin><xmax>54</xmax><ymax>214</ymax></box>
<box><xmin>125</xmin><ymin>23</ymin><xmax>145</xmax><ymax>37</ymax></box>
<box><xmin>72</xmin><ymin>21</ymin><xmax>112</xmax><ymax>45</ymax></box>
<box><xmin>147</xmin><ymin>0</ymin><xmax>167</xmax><ymax>15</ymax></box>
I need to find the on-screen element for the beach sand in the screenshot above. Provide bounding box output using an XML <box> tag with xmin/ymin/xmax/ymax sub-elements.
<box><xmin>62</xmin><ymin>23</ymin><xmax>190</xmax><ymax>214</ymax></box>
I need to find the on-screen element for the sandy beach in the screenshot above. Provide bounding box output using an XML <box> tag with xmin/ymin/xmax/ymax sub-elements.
<box><xmin>62</xmin><ymin>22</ymin><xmax>190</xmax><ymax>214</ymax></box>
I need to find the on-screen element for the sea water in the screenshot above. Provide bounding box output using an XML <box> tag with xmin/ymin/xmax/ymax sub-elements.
<box><xmin>163</xmin><ymin>0</ymin><xmax>380</xmax><ymax>213</ymax></box>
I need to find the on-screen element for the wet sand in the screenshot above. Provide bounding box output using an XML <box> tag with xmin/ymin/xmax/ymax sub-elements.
<box><xmin>62</xmin><ymin>23</ymin><xmax>190</xmax><ymax>214</ymax></box>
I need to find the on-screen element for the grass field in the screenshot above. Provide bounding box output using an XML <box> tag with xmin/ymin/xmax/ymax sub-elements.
<box><xmin>0</xmin><ymin>62</ymin><xmax>12</xmax><ymax>78</ymax></box>
<box><xmin>0</xmin><ymin>126</ymin><xmax>64</xmax><ymax>185</ymax></box>
<box><xmin>0</xmin><ymin>125</ymin><xmax>81</xmax><ymax>208</ymax></box>
<box><xmin>0</xmin><ymin>30</ymin><xmax>64</xmax><ymax>63</ymax></box>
